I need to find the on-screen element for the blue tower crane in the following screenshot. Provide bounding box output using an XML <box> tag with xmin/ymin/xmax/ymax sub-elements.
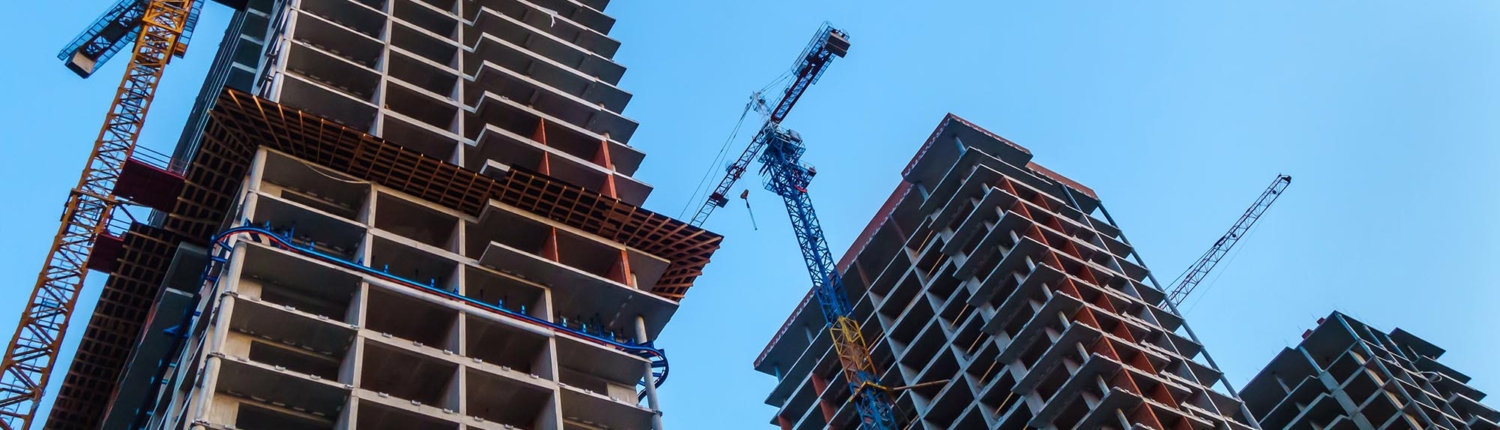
<box><xmin>688</xmin><ymin>24</ymin><xmax>899</xmax><ymax>429</ymax></box>
<box><xmin>688</xmin><ymin>23</ymin><xmax>849</xmax><ymax>227</ymax></box>
<box><xmin>759</xmin><ymin>127</ymin><xmax>899</xmax><ymax>429</ymax></box>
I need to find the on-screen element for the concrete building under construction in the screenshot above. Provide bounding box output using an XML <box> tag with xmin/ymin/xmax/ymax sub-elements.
<box><xmin>43</xmin><ymin>0</ymin><xmax>721</xmax><ymax>429</ymax></box>
<box><xmin>755</xmin><ymin>115</ymin><xmax>1262</xmax><ymax>429</ymax></box>
<box><xmin>1241</xmin><ymin>311</ymin><xmax>1499</xmax><ymax>430</ymax></box>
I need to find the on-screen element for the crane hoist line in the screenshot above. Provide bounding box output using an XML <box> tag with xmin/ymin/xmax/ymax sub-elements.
<box><xmin>689</xmin><ymin>24</ymin><xmax>901</xmax><ymax>429</ymax></box>
<box><xmin>0</xmin><ymin>1</ymin><xmax>199</xmax><ymax>428</ymax></box>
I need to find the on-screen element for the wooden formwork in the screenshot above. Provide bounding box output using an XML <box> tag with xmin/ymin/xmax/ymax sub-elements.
<box><xmin>46</xmin><ymin>226</ymin><xmax>181</xmax><ymax>430</ymax></box>
<box><xmin>183</xmin><ymin>88</ymin><xmax>722</xmax><ymax>298</ymax></box>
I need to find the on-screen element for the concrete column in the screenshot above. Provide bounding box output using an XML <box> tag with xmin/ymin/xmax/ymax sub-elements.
<box><xmin>189</xmin><ymin>242</ymin><xmax>248</xmax><ymax>427</ymax></box>
<box><xmin>635</xmin><ymin>316</ymin><xmax>664</xmax><ymax>430</ymax></box>
<box><xmin>248</xmin><ymin>148</ymin><xmax>269</xmax><ymax>193</ymax></box>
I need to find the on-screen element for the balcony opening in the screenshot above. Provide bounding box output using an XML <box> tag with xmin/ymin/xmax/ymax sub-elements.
<box><xmin>926</xmin><ymin>264</ymin><xmax>962</xmax><ymax>303</ymax></box>
<box><xmin>466</xmin><ymin>314</ymin><xmax>552</xmax><ymax>379</ymax></box>
<box><xmin>869</xmin><ymin>250</ymin><xmax>912</xmax><ymax>297</ymax></box>
<box><xmin>952</xmin><ymin>314</ymin><xmax>986</xmax><ymax>360</ymax></box>
<box><xmin>285</xmin><ymin>42</ymin><xmax>379</xmax><ymax>102</ymax></box>
<box><xmin>369</xmin><ymin>235</ymin><xmax>460</xmax><ymax>292</ymax></box>
<box><xmin>248</xmin><ymin>340</ymin><xmax>341</xmax><ymax>381</ymax></box>
<box><xmin>278</xmin><ymin>76</ymin><xmax>377</xmax><ymax>132</ymax></box>
<box><xmin>356</xmin><ymin>400</ymin><xmax>459</xmax><ymax>430</ymax></box>
<box><xmin>364</xmin><ymin>287</ymin><xmax>459</xmax><ymax>350</ymax></box>
<box><xmin>215</xmin><ymin>360</ymin><xmax>348</xmax><ymax>427</ymax></box>
<box><xmin>926</xmin><ymin>380</ymin><xmax>974</xmax><ymax>429</ymax></box>
<box><xmin>380</xmin><ymin>114</ymin><xmax>459</xmax><ymax>162</ymax></box>
<box><xmin>879</xmin><ymin>272</ymin><xmax>925</xmax><ymax>326</ymax></box>
<box><xmin>393</xmin><ymin>0</ymin><xmax>457</xmax><ymax>39</ymax></box>
<box><xmin>1032</xmin><ymin>362</ymin><xmax>1071</xmax><ymax>403</ymax></box>
<box><xmin>235</xmin><ymin>403</ymin><xmax>334</xmax><ymax>430</ymax></box>
<box><xmin>259</xmin><ymin>150</ymin><xmax>370</xmax><ymax>222</ymax></box>
<box><xmin>887</xmin><ymin>298</ymin><xmax>935</xmax><ymax>354</ymax></box>
<box><xmin>464</xmin><ymin>266</ymin><xmax>547</xmax><ymax>319</ymax></box>
<box><xmin>385</xmin><ymin>82</ymin><xmax>458</xmax><ymax>132</ymax></box>
<box><xmin>464</xmin><ymin>209</ymin><xmax>548</xmax><ymax>261</ymax></box>
<box><xmin>967</xmin><ymin>341</ymin><xmax>1003</xmax><ymax>388</ymax></box>
<box><xmin>555</xmin><ymin>230</ymin><xmax>622</xmax><ymax>284</ymax></box>
<box><xmin>239</xmin><ymin>244</ymin><xmax>361</xmax><ymax>324</ymax></box>
<box><xmin>560</xmin><ymin>387</ymin><xmax>652</xmax><ymax>430</ymax></box>
<box><xmin>373</xmin><ymin>193</ymin><xmax>459</xmax><ymax>252</ymax></box>
<box><xmin>226</xmin><ymin>300</ymin><xmax>357</xmax><ymax>376</ymax></box>
<box><xmin>555</xmin><ymin>336</ymin><xmax>644</xmax><ymax>394</ymax></box>
<box><xmin>388</xmin><ymin>50</ymin><xmax>458</xmax><ymax>98</ymax></box>
<box><xmin>298</xmin><ymin>0</ymin><xmax>385</xmax><ymax>40</ymax></box>
<box><xmin>249</xmin><ymin>194</ymin><xmax>365</xmax><ymax>261</ymax></box>
<box><xmin>467</xmin><ymin>368</ymin><xmax>556</xmax><ymax>428</ymax></box>
<box><xmin>360</xmin><ymin>341</ymin><xmax>459</xmax><ymax>409</ymax></box>
<box><xmin>391</xmin><ymin>23</ymin><xmax>457</xmax><ymax>67</ymax></box>
<box><xmin>1050</xmin><ymin>399</ymin><xmax>1088</xmax><ymax>430</ymax></box>
<box><xmin>1014</xmin><ymin>325</ymin><xmax>1052</xmax><ymax>369</ymax></box>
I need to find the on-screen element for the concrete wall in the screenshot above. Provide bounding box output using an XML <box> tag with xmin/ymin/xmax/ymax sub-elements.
<box><xmin>152</xmin><ymin>148</ymin><xmax>666</xmax><ymax>430</ymax></box>
<box><xmin>237</xmin><ymin>0</ymin><xmax>648</xmax><ymax>206</ymax></box>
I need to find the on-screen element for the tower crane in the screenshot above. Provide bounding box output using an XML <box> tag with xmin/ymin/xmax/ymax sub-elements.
<box><xmin>0</xmin><ymin>0</ymin><xmax>205</xmax><ymax>428</ymax></box>
<box><xmin>689</xmin><ymin>25</ymin><xmax>900</xmax><ymax>429</ymax></box>
<box><xmin>687</xmin><ymin>23</ymin><xmax>850</xmax><ymax>227</ymax></box>
<box><xmin>1165</xmin><ymin>174</ymin><xmax>1292</xmax><ymax>306</ymax></box>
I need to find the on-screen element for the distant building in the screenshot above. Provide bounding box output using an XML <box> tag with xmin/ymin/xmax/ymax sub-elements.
<box><xmin>1241</xmin><ymin>311</ymin><xmax>1499</xmax><ymax>429</ymax></box>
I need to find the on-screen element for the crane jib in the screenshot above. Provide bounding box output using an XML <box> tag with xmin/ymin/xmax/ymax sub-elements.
<box><xmin>1165</xmin><ymin>174</ymin><xmax>1292</xmax><ymax>306</ymax></box>
<box><xmin>689</xmin><ymin>24</ymin><xmax>851</xmax><ymax>229</ymax></box>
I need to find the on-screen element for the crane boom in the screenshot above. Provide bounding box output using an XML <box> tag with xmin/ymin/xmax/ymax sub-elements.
<box><xmin>0</xmin><ymin>1</ymin><xmax>196</xmax><ymax>428</ymax></box>
<box><xmin>1166</xmin><ymin>174</ymin><xmax>1292</xmax><ymax>306</ymax></box>
<box><xmin>688</xmin><ymin>24</ymin><xmax>849</xmax><ymax>227</ymax></box>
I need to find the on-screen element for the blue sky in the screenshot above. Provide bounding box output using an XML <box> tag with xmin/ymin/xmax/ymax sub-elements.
<box><xmin>2</xmin><ymin>0</ymin><xmax>1498</xmax><ymax>428</ymax></box>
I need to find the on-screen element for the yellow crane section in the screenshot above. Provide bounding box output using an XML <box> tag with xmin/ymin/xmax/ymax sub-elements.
<box><xmin>0</xmin><ymin>1</ymin><xmax>196</xmax><ymax>428</ymax></box>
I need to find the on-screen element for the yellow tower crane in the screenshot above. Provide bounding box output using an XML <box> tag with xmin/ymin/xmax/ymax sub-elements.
<box><xmin>0</xmin><ymin>1</ymin><xmax>198</xmax><ymax>428</ymax></box>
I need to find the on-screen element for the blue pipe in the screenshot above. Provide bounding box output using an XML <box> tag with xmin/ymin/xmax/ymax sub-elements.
<box><xmin>131</xmin><ymin>225</ymin><xmax>670</xmax><ymax>428</ymax></box>
<box><xmin>212</xmin><ymin>226</ymin><xmax>670</xmax><ymax>382</ymax></box>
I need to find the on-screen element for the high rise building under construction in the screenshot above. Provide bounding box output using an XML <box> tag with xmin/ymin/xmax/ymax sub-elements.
<box><xmin>1241</xmin><ymin>311</ymin><xmax>1499</xmax><ymax>429</ymax></box>
<box><xmin>41</xmin><ymin>0</ymin><xmax>722</xmax><ymax>429</ymax></box>
<box><xmin>754</xmin><ymin>115</ymin><xmax>1262</xmax><ymax>429</ymax></box>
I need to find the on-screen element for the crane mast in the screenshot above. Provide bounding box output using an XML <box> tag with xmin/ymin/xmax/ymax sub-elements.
<box><xmin>0</xmin><ymin>1</ymin><xmax>197</xmax><ymax>428</ymax></box>
<box><xmin>760</xmin><ymin>128</ymin><xmax>898</xmax><ymax>429</ymax></box>
<box><xmin>691</xmin><ymin>24</ymin><xmax>899</xmax><ymax>428</ymax></box>
<box><xmin>1166</xmin><ymin>174</ymin><xmax>1292</xmax><ymax>306</ymax></box>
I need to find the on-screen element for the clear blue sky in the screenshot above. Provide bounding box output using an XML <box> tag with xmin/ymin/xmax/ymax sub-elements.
<box><xmin>2</xmin><ymin>1</ymin><xmax>1498</xmax><ymax>428</ymax></box>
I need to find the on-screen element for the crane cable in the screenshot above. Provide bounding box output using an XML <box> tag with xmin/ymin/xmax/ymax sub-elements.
<box><xmin>677</xmin><ymin>103</ymin><xmax>751</xmax><ymax>219</ymax></box>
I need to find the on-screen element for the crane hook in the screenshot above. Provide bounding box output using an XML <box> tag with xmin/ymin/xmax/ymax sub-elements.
<box><xmin>740</xmin><ymin>189</ymin><xmax>758</xmax><ymax>231</ymax></box>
